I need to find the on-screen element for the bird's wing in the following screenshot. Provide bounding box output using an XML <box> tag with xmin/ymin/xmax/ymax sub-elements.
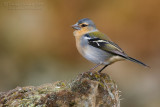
<box><xmin>84</xmin><ymin>32</ymin><xmax>128</xmax><ymax>58</ymax></box>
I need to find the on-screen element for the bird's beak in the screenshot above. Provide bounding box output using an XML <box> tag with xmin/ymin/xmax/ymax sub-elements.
<box><xmin>72</xmin><ymin>23</ymin><xmax>81</xmax><ymax>30</ymax></box>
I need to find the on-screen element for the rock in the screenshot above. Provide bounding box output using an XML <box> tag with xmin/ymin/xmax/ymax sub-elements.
<box><xmin>0</xmin><ymin>72</ymin><xmax>120</xmax><ymax>107</ymax></box>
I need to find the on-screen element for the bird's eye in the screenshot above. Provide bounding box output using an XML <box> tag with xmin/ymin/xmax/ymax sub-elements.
<box><xmin>81</xmin><ymin>24</ymin><xmax>88</xmax><ymax>27</ymax></box>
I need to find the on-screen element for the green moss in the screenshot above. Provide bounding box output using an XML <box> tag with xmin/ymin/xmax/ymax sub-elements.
<box><xmin>0</xmin><ymin>71</ymin><xmax>120</xmax><ymax>107</ymax></box>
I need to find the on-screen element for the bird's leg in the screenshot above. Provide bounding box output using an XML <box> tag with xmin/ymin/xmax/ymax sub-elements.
<box><xmin>98</xmin><ymin>65</ymin><xmax>108</xmax><ymax>73</ymax></box>
<box><xmin>88</xmin><ymin>63</ymin><xmax>102</xmax><ymax>72</ymax></box>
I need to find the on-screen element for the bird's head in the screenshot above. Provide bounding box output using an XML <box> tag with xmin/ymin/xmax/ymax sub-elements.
<box><xmin>72</xmin><ymin>18</ymin><xmax>97</xmax><ymax>35</ymax></box>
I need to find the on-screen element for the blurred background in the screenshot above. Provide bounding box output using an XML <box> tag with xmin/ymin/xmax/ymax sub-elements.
<box><xmin>0</xmin><ymin>0</ymin><xmax>160</xmax><ymax>106</ymax></box>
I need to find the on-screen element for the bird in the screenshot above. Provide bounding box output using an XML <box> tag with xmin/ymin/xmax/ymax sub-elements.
<box><xmin>72</xmin><ymin>18</ymin><xmax>149</xmax><ymax>73</ymax></box>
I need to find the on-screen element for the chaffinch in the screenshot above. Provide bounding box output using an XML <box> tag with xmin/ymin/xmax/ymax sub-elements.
<box><xmin>72</xmin><ymin>18</ymin><xmax>149</xmax><ymax>73</ymax></box>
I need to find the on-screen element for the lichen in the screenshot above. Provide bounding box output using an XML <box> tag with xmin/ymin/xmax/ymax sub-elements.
<box><xmin>0</xmin><ymin>71</ymin><xmax>120</xmax><ymax>107</ymax></box>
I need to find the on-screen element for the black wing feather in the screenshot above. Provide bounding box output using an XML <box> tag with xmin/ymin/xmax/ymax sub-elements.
<box><xmin>84</xmin><ymin>34</ymin><xmax>149</xmax><ymax>67</ymax></box>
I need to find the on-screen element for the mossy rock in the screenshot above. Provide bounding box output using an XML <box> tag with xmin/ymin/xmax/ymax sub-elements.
<box><xmin>0</xmin><ymin>72</ymin><xmax>120</xmax><ymax>107</ymax></box>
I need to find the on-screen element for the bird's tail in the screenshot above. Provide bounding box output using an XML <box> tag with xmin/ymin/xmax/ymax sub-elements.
<box><xmin>126</xmin><ymin>56</ymin><xmax>149</xmax><ymax>67</ymax></box>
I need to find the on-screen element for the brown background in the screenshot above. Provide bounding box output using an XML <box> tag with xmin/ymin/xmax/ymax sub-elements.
<box><xmin>0</xmin><ymin>0</ymin><xmax>160</xmax><ymax>107</ymax></box>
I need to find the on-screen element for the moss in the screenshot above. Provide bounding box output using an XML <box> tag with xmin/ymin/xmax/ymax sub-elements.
<box><xmin>0</xmin><ymin>71</ymin><xmax>120</xmax><ymax>107</ymax></box>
